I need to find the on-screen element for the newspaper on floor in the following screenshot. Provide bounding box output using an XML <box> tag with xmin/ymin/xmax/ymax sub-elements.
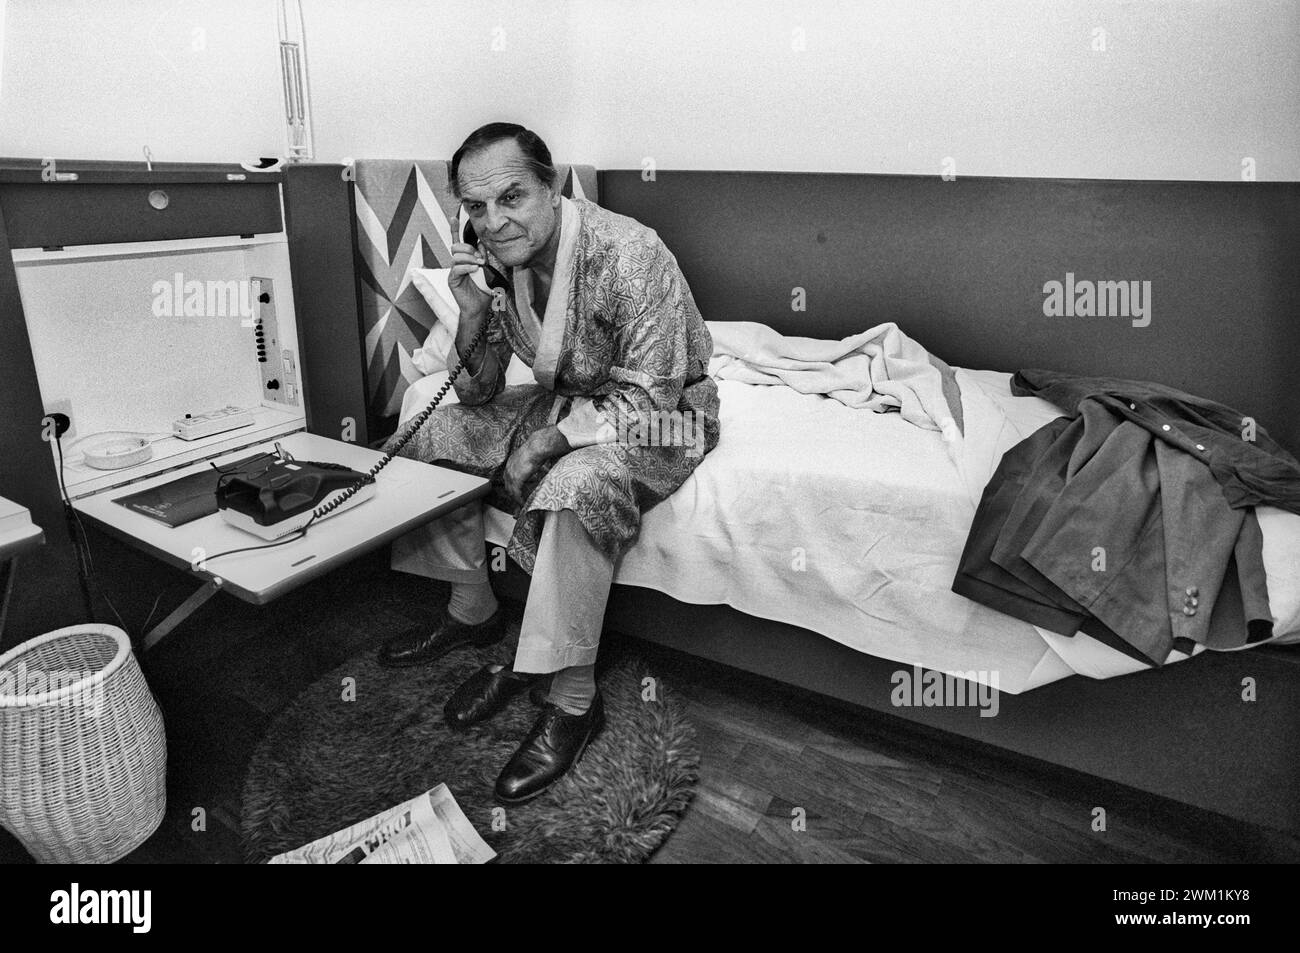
<box><xmin>268</xmin><ymin>783</ymin><xmax>496</xmax><ymax>864</ymax></box>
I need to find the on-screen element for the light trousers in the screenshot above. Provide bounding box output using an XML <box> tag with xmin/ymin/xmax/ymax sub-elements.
<box><xmin>391</xmin><ymin>502</ymin><xmax>615</xmax><ymax>674</ymax></box>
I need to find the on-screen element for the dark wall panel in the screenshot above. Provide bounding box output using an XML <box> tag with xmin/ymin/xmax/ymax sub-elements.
<box><xmin>1</xmin><ymin>182</ymin><xmax>283</xmax><ymax>248</ymax></box>
<box><xmin>283</xmin><ymin>164</ymin><xmax>370</xmax><ymax>446</ymax></box>
<box><xmin>600</xmin><ymin>171</ymin><xmax>1300</xmax><ymax>451</ymax></box>
<box><xmin>0</xmin><ymin>160</ymin><xmax>291</xmax><ymax>642</ymax></box>
<box><xmin>0</xmin><ymin>204</ymin><xmax>65</xmax><ymax>538</ymax></box>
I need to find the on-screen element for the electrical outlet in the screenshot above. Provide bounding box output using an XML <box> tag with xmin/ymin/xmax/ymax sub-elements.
<box><xmin>43</xmin><ymin>397</ymin><xmax>75</xmax><ymax>440</ymax></box>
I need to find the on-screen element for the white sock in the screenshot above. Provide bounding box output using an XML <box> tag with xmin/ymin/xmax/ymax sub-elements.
<box><xmin>446</xmin><ymin>580</ymin><xmax>499</xmax><ymax>625</ymax></box>
<box><xmin>546</xmin><ymin>664</ymin><xmax>596</xmax><ymax>715</ymax></box>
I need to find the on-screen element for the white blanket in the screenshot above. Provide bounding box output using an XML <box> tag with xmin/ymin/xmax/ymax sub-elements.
<box><xmin>708</xmin><ymin>320</ymin><xmax>960</xmax><ymax>434</ymax></box>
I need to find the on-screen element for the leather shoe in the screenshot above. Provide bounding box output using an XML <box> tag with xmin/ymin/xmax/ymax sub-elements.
<box><xmin>377</xmin><ymin>605</ymin><xmax>506</xmax><ymax>668</ymax></box>
<box><xmin>444</xmin><ymin>664</ymin><xmax>538</xmax><ymax>730</ymax></box>
<box><xmin>494</xmin><ymin>691</ymin><xmax>605</xmax><ymax>804</ymax></box>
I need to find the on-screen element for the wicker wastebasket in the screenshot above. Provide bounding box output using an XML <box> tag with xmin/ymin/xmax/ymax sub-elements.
<box><xmin>0</xmin><ymin>624</ymin><xmax>167</xmax><ymax>863</ymax></box>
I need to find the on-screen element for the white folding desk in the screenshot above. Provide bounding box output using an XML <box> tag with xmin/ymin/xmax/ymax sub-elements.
<box><xmin>72</xmin><ymin>432</ymin><xmax>488</xmax><ymax>650</ymax></box>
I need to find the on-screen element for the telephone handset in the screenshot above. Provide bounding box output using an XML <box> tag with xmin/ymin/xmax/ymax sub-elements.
<box><xmin>460</xmin><ymin>219</ymin><xmax>513</xmax><ymax>295</ymax></box>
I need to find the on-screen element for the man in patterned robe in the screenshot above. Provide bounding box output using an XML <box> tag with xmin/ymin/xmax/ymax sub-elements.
<box><xmin>378</xmin><ymin>123</ymin><xmax>719</xmax><ymax>803</ymax></box>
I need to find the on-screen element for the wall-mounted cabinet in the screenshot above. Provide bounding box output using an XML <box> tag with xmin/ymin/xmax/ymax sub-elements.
<box><xmin>0</xmin><ymin>160</ymin><xmax>313</xmax><ymax>536</ymax></box>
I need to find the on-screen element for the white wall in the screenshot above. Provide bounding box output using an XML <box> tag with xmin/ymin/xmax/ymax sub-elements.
<box><xmin>304</xmin><ymin>0</ymin><xmax>579</xmax><ymax>165</ymax></box>
<box><xmin>2</xmin><ymin>0</ymin><xmax>1297</xmax><ymax>180</ymax></box>
<box><xmin>0</xmin><ymin>1</ymin><xmax>8</xmax><ymax>112</ymax></box>
<box><xmin>559</xmin><ymin>0</ymin><xmax>1300</xmax><ymax>179</ymax></box>
<box><xmin>0</xmin><ymin>0</ymin><xmax>284</xmax><ymax>162</ymax></box>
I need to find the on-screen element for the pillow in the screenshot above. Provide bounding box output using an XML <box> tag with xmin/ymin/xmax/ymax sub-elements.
<box><xmin>410</xmin><ymin>267</ymin><xmax>487</xmax><ymax>374</ymax></box>
<box><xmin>409</xmin><ymin>266</ymin><xmax>537</xmax><ymax>386</ymax></box>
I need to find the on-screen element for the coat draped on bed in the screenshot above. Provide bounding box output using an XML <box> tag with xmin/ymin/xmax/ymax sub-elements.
<box><xmin>385</xmin><ymin>196</ymin><xmax>720</xmax><ymax>573</ymax></box>
<box><xmin>954</xmin><ymin>370</ymin><xmax>1300</xmax><ymax>664</ymax></box>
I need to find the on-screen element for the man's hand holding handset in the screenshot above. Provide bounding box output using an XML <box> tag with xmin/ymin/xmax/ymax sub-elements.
<box><xmin>447</xmin><ymin>237</ymin><xmax>496</xmax><ymax>380</ymax></box>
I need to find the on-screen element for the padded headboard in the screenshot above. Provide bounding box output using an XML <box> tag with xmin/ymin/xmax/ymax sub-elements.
<box><xmin>599</xmin><ymin>171</ymin><xmax>1300</xmax><ymax>452</ymax></box>
<box><xmin>351</xmin><ymin>159</ymin><xmax>597</xmax><ymax>428</ymax></box>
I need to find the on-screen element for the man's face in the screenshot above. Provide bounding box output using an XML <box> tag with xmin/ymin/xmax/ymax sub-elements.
<box><xmin>457</xmin><ymin>139</ymin><xmax>560</xmax><ymax>270</ymax></box>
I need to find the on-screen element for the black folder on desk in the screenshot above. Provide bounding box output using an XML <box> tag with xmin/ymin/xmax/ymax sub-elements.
<box><xmin>113</xmin><ymin>453</ymin><xmax>273</xmax><ymax>527</ymax></box>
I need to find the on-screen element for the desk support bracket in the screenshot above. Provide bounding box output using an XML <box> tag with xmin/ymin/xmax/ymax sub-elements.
<box><xmin>0</xmin><ymin>556</ymin><xmax>17</xmax><ymax>641</ymax></box>
<box><xmin>143</xmin><ymin>576</ymin><xmax>223</xmax><ymax>651</ymax></box>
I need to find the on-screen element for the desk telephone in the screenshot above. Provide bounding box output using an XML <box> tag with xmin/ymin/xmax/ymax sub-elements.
<box><xmin>214</xmin><ymin>220</ymin><xmax>502</xmax><ymax>546</ymax></box>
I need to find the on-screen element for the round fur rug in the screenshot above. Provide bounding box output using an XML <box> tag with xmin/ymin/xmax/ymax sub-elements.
<box><xmin>240</xmin><ymin>632</ymin><xmax>699</xmax><ymax>864</ymax></box>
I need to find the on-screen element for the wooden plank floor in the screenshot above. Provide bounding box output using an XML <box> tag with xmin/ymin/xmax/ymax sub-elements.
<box><xmin>2</xmin><ymin>547</ymin><xmax>1295</xmax><ymax>864</ymax></box>
<box><xmin>644</xmin><ymin>661</ymin><xmax>1300</xmax><ymax>863</ymax></box>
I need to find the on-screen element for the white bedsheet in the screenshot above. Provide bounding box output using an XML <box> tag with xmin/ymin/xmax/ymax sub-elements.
<box><xmin>495</xmin><ymin>368</ymin><xmax>1077</xmax><ymax>694</ymax></box>
<box><xmin>400</xmin><ymin>364</ymin><xmax>1300</xmax><ymax>694</ymax></box>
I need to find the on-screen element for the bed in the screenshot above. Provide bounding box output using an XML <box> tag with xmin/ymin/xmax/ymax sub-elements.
<box><xmin>400</xmin><ymin>351</ymin><xmax>1300</xmax><ymax>696</ymax></box>
<box><xmin>281</xmin><ymin>160</ymin><xmax>1300</xmax><ymax>834</ymax></box>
